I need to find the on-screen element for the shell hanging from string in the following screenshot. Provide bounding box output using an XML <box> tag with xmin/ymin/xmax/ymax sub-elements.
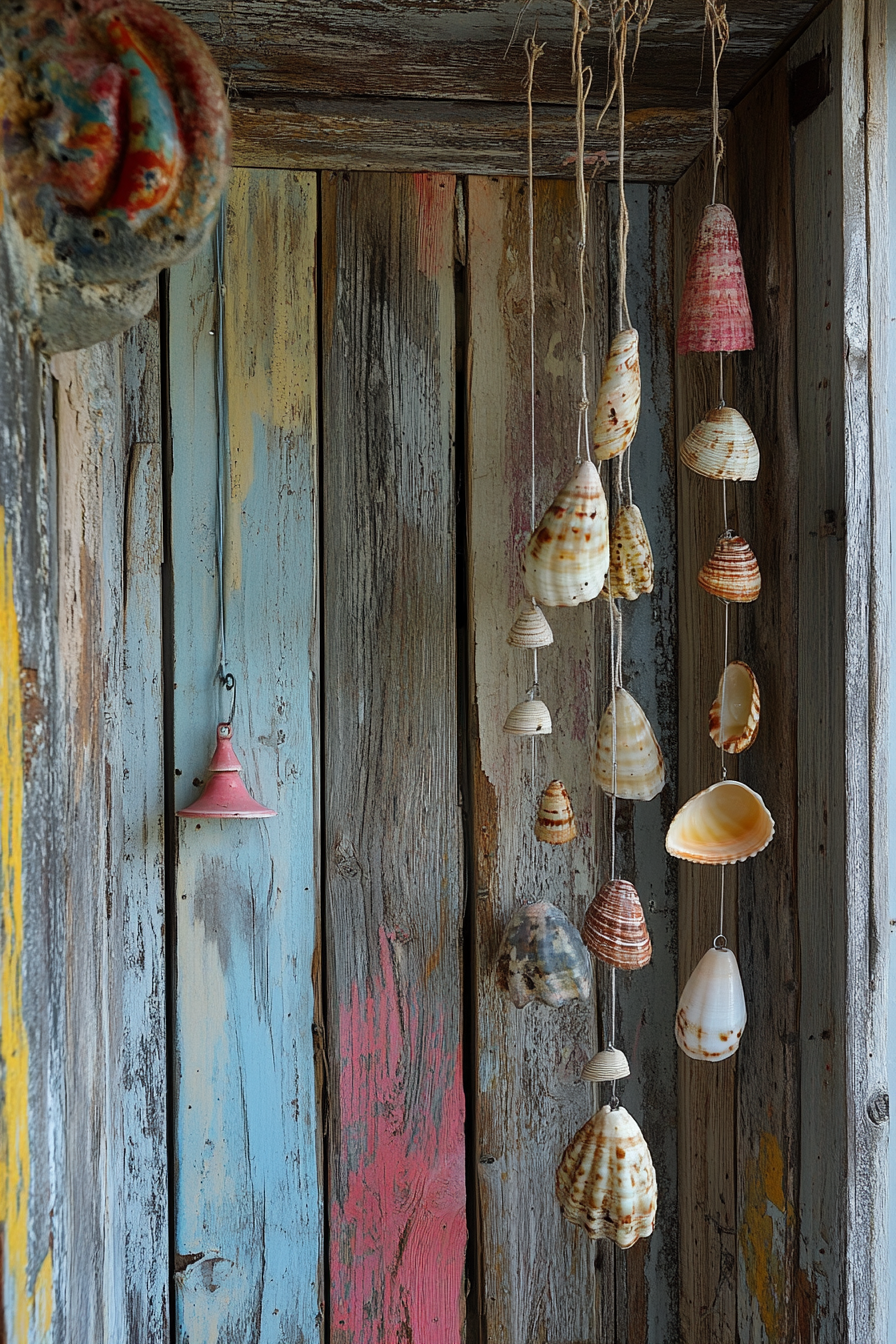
<box><xmin>534</xmin><ymin>779</ymin><xmax>577</xmax><ymax>844</ymax></box>
<box><xmin>709</xmin><ymin>660</ymin><xmax>760</xmax><ymax>754</ymax></box>
<box><xmin>582</xmin><ymin>1045</ymin><xmax>630</xmax><ymax>1082</ymax></box>
<box><xmin>698</xmin><ymin>532</ymin><xmax>761</xmax><ymax>604</ymax></box>
<box><xmin>581</xmin><ymin>878</ymin><xmax>651</xmax><ymax>969</ymax></box>
<box><xmin>676</xmin><ymin>943</ymin><xmax>747</xmax><ymax>1061</ymax></box>
<box><xmin>504</xmin><ymin>687</ymin><xmax>552</xmax><ymax>736</ymax></box>
<box><xmin>592</xmin><ymin>687</ymin><xmax>665</xmax><ymax>802</ymax></box>
<box><xmin>507</xmin><ymin>601</ymin><xmax>554</xmax><ymax>648</ymax></box>
<box><xmin>556</xmin><ymin>1102</ymin><xmax>657</xmax><ymax>1246</ymax></box>
<box><xmin>592</xmin><ymin>328</ymin><xmax>641</xmax><ymax>460</ymax></box>
<box><xmin>666</xmin><ymin>779</ymin><xmax>774</xmax><ymax>865</ymax></box>
<box><xmin>681</xmin><ymin>405</ymin><xmax>759</xmax><ymax>481</ymax></box>
<box><xmin>496</xmin><ymin>900</ymin><xmax>592</xmax><ymax>1008</ymax></box>
<box><xmin>521</xmin><ymin>460</ymin><xmax>609</xmax><ymax>607</ymax></box>
<box><xmin>603</xmin><ymin>503</ymin><xmax>654</xmax><ymax>600</ymax></box>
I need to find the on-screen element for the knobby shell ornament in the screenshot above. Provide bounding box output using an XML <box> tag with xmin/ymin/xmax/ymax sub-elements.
<box><xmin>592</xmin><ymin>328</ymin><xmax>641</xmax><ymax>461</ymax></box>
<box><xmin>581</xmin><ymin>879</ymin><xmax>651</xmax><ymax>969</ymax></box>
<box><xmin>697</xmin><ymin>533</ymin><xmax>761</xmax><ymax>604</ymax></box>
<box><xmin>521</xmin><ymin>459</ymin><xmax>609</xmax><ymax>607</ymax></box>
<box><xmin>582</xmin><ymin>1046</ymin><xmax>630</xmax><ymax>1083</ymax></box>
<box><xmin>666</xmin><ymin>779</ymin><xmax>774</xmax><ymax>865</ymax></box>
<box><xmin>507</xmin><ymin>601</ymin><xmax>554</xmax><ymax>648</ymax></box>
<box><xmin>504</xmin><ymin>689</ymin><xmax>552</xmax><ymax>736</ymax></box>
<box><xmin>556</xmin><ymin>1103</ymin><xmax>657</xmax><ymax>1247</ymax></box>
<box><xmin>681</xmin><ymin>406</ymin><xmax>759</xmax><ymax>482</ymax></box>
<box><xmin>496</xmin><ymin>901</ymin><xmax>592</xmax><ymax>1009</ymax></box>
<box><xmin>709</xmin><ymin>661</ymin><xmax>760</xmax><ymax>754</ymax></box>
<box><xmin>592</xmin><ymin>687</ymin><xmax>665</xmax><ymax>802</ymax></box>
<box><xmin>534</xmin><ymin>780</ymin><xmax>577</xmax><ymax>845</ymax></box>
<box><xmin>677</xmin><ymin>204</ymin><xmax>755</xmax><ymax>354</ymax></box>
<box><xmin>604</xmin><ymin>504</ymin><xmax>654</xmax><ymax>601</ymax></box>
<box><xmin>676</xmin><ymin>944</ymin><xmax>747</xmax><ymax>1061</ymax></box>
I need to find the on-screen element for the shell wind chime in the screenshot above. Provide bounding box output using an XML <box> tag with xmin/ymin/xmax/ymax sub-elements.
<box><xmin>669</xmin><ymin>0</ymin><xmax>775</xmax><ymax>1061</ymax></box>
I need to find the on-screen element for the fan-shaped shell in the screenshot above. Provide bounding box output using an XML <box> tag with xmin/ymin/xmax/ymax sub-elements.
<box><xmin>592</xmin><ymin>688</ymin><xmax>665</xmax><ymax>801</ymax></box>
<box><xmin>507</xmin><ymin>602</ymin><xmax>554</xmax><ymax>648</ymax></box>
<box><xmin>681</xmin><ymin>406</ymin><xmax>759</xmax><ymax>481</ymax></box>
<box><xmin>697</xmin><ymin>533</ymin><xmax>761</xmax><ymax>604</ymax></box>
<box><xmin>581</xmin><ymin>879</ymin><xmax>651</xmax><ymax>969</ymax></box>
<box><xmin>605</xmin><ymin>504</ymin><xmax>654</xmax><ymax>600</ymax></box>
<box><xmin>709</xmin><ymin>661</ymin><xmax>760</xmax><ymax>754</ymax></box>
<box><xmin>677</xmin><ymin>204</ymin><xmax>755</xmax><ymax>354</ymax></box>
<box><xmin>521</xmin><ymin>460</ymin><xmax>609</xmax><ymax>607</ymax></box>
<box><xmin>676</xmin><ymin>946</ymin><xmax>747</xmax><ymax>1061</ymax></box>
<box><xmin>582</xmin><ymin>1046</ymin><xmax>630</xmax><ymax>1083</ymax></box>
<box><xmin>556</xmin><ymin>1104</ymin><xmax>657</xmax><ymax>1246</ymax></box>
<box><xmin>592</xmin><ymin>328</ymin><xmax>641</xmax><ymax>461</ymax></box>
<box><xmin>496</xmin><ymin>901</ymin><xmax>592</xmax><ymax>1009</ymax></box>
<box><xmin>535</xmin><ymin>780</ymin><xmax>577</xmax><ymax>845</ymax></box>
<box><xmin>503</xmin><ymin>697</ymin><xmax>552</xmax><ymax>736</ymax></box>
<box><xmin>666</xmin><ymin>780</ymin><xmax>774</xmax><ymax>864</ymax></box>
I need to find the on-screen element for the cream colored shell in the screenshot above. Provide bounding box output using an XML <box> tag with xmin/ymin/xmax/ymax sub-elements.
<box><xmin>504</xmin><ymin>696</ymin><xmax>552</xmax><ymax>736</ymax></box>
<box><xmin>592</xmin><ymin>688</ymin><xmax>665</xmax><ymax>802</ymax></box>
<box><xmin>556</xmin><ymin>1103</ymin><xmax>657</xmax><ymax>1246</ymax></box>
<box><xmin>605</xmin><ymin>504</ymin><xmax>654</xmax><ymax>601</ymax></box>
<box><xmin>507</xmin><ymin>601</ymin><xmax>554</xmax><ymax>648</ymax></box>
<box><xmin>592</xmin><ymin>328</ymin><xmax>641</xmax><ymax>461</ymax></box>
<box><xmin>681</xmin><ymin>405</ymin><xmax>760</xmax><ymax>481</ymax></box>
<box><xmin>534</xmin><ymin>779</ymin><xmax>577</xmax><ymax>844</ymax></box>
<box><xmin>665</xmin><ymin>779</ymin><xmax>774</xmax><ymax>864</ymax></box>
<box><xmin>522</xmin><ymin>460</ymin><xmax>609</xmax><ymax>607</ymax></box>
<box><xmin>709</xmin><ymin>661</ymin><xmax>760</xmax><ymax>754</ymax></box>
<box><xmin>676</xmin><ymin>946</ymin><xmax>747</xmax><ymax>1061</ymax></box>
<box><xmin>582</xmin><ymin>1046</ymin><xmax>630</xmax><ymax>1083</ymax></box>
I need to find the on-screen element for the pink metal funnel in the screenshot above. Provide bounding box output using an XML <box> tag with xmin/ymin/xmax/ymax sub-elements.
<box><xmin>176</xmin><ymin>722</ymin><xmax>276</xmax><ymax>819</ymax></box>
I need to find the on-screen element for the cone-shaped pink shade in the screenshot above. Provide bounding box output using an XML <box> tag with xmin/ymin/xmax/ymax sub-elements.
<box><xmin>177</xmin><ymin>723</ymin><xmax>277</xmax><ymax>819</ymax></box>
<box><xmin>677</xmin><ymin>204</ymin><xmax>755</xmax><ymax>354</ymax></box>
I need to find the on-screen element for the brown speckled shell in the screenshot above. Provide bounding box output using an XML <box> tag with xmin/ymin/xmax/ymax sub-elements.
<box><xmin>581</xmin><ymin>878</ymin><xmax>651</xmax><ymax>969</ymax></box>
<box><xmin>697</xmin><ymin>533</ymin><xmax>761</xmax><ymax>604</ymax></box>
<box><xmin>605</xmin><ymin>504</ymin><xmax>654</xmax><ymax>601</ymax></box>
<box><xmin>681</xmin><ymin>405</ymin><xmax>759</xmax><ymax>481</ymax></box>
<box><xmin>675</xmin><ymin>947</ymin><xmax>747</xmax><ymax>1061</ymax></box>
<box><xmin>534</xmin><ymin>780</ymin><xmax>577</xmax><ymax>845</ymax></box>
<box><xmin>521</xmin><ymin>460</ymin><xmax>609</xmax><ymax>607</ymax></box>
<box><xmin>592</xmin><ymin>328</ymin><xmax>641</xmax><ymax>461</ymax></box>
<box><xmin>556</xmin><ymin>1104</ymin><xmax>657</xmax><ymax>1246</ymax></box>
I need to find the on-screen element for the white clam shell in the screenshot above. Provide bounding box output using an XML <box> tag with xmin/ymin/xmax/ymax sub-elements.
<box><xmin>681</xmin><ymin>405</ymin><xmax>759</xmax><ymax>481</ymax></box>
<box><xmin>582</xmin><ymin>1046</ymin><xmax>630</xmax><ymax>1083</ymax></box>
<box><xmin>709</xmin><ymin>661</ymin><xmax>760</xmax><ymax>754</ymax></box>
<box><xmin>504</xmin><ymin>696</ymin><xmax>552</xmax><ymax>736</ymax></box>
<box><xmin>676</xmin><ymin>946</ymin><xmax>747</xmax><ymax>1061</ymax></box>
<box><xmin>556</xmin><ymin>1103</ymin><xmax>657</xmax><ymax>1246</ymax></box>
<box><xmin>592</xmin><ymin>688</ymin><xmax>665</xmax><ymax>802</ymax></box>
<box><xmin>592</xmin><ymin>328</ymin><xmax>641</xmax><ymax>461</ymax></box>
<box><xmin>507</xmin><ymin>601</ymin><xmax>554</xmax><ymax>648</ymax></box>
<box><xmin>666</xmin><ymin>779</ymin><xmax>774</xmax><ymax>864</ymax></box>
<box><xmin>521</xmin><ymin>460</ymin><xmax>609</xmax><ymax>607</ymax></box>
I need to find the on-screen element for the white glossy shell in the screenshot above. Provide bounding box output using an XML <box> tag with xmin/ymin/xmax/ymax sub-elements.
<box><xmin>504</xmin><ymin>696</ymin><xmax>552</xmax><ymax>736</ymax></box>
<box><xmin>556</xmin><ymin>1103</ymin><xmax>657</xmax><ymax>1246</ymax></box>
<box><xmin>666</xmin><ymin>780</ymin><xmax>774</xmax><ymax>864</ymax></box>
<box><xmin>521</xmin><ymin>460</ymin><xmax>609</xmax><ymax>607</ymax></box>
<box><xmin>592</xmin><ymin>328</ymin><xmax>641</xmax><ymax>461</ymax></box>
<box><xmin>676</xmin><ymin>946</ymin><xmax>747</xmax><ymax>1061</ymax></box>
<box><xmin>681</xmin><ymin>405</ymin><xmax>759</xmax><ymax>481</ymax></box>
<box><xmin>592</xmin><ymin>688</ymin><xmax>665</xmax><ymax>802</ymax></box>
<box><xmin>582</xmin><ymin>1046</ymin><xmax>631</xmax><ymax>1083</ymax></box>
<box><xmin>507</xmin><ymin>601</ymin><xmax>554</xmax><ymax>648</ymax></box>
<box><xmin>709</xmin><ymin>661</ymin><xmax>760</xmax><ymax>754</ymax></box>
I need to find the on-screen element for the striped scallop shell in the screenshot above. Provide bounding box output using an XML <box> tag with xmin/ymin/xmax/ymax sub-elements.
<box><xmin>522</xmin><ymin>460</ymin><xmax>609</xmax><ymax>607</ymax></box>
<box><xmin>592</xmin><ymin>328</ymin><xmax>641</xmax><ymax>461</ymax></box>
<box><xmin>681</xmin><ymin>405</ymin><xmax>759</xmax><ymax>481</ymax></box>
<box><xmin>697</xmin><ymin>533</ymin><xmax>761</xmax><ymax>604</ymax></box>
<box><xmin>556</xmin><ymin>1103</ymin><xmax>657</xmax><ymax>1246</ymax></box>
<box><xmin>582</xmin><ymin>1046</ymin><xmax>630</xmax><ymax>1083</ymax></box>
<box><xmin>709</xmin><ymin>661</ymin><xmax>760</xmax><ymax>754</ymax></box>
<box><xmin>676</xmin><ymin>946</ymin><xmax>747</xmax><ymax>1061</ymax></box>
<box><xmin>665</xmin><ymin>780</ymin><xmax>774</xmax><ymax>865</ymax></box>
<box><xmin>507</xmin><ymin>601</ymin><xmax>554</xmax><ymax>648</ymax></box>
<box><xmin>605</xmin><ymin>504</ymin><xmax>654</xmax><ymax>601</ymax></box>
<box><xmin>504</xmin><ymin>696</ymin><xmax>552</xmax><ymax>736</ymax></box>
<box><xmin>581</xmin><ymin>879</ymin><xmax>651</xmax><ymax>969</ymax></box>
<box><xmin>496</xmin><ymin>900</ymin><xmax>592</xmax><ymax>1008</ymax></box>
<box><xmin>534</xmin><ymin>779</ymin><xmax>577</xmax><ymax>845</ymax></box>
<box><xmin>592</xmin><ymin>688</ymin><xmax>665</xmax><ymax>802</ymax></box>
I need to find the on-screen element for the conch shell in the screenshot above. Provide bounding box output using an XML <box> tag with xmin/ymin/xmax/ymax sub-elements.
<box><xmin>592</xmin><ymin>688</ymin><xmax>665</xmax><ymax>802</ymax></box>
<box><xmin>507</xmin><ymin>601</ymin><xmax>554</xmax><ymax>648</ymax></box>
<box><xmin>666</xmin><ymin>780</ymin><xmax>774</xmax><ymax>864</ymax></box>
<box><xmin>592</xmin><ymin>328</ymin><xmax>641</xmax><ymax>461</ymax></box>
<box><xmin>676</xmin><ymin>945</ymin><xmax>747</xmax><ymax>1061</ymax></box>
<box><xmin>582</xmin><ymin>1046</ymin><xmax>630</xmax><ymax>1083</ymax></box>
<box><xmin>697</xmin><ymin>533</ymin><xmax>761</xmax><ymax>604</ymax></box>
<box><xmin>709</xmin><ymin>661</ymin><xmax>760</xmax><ymax>754</ymax></box>
<box><xmin>496</xmin><ymin>901</ymin><xmax>592</xmax><ymax>1009</ymax></box>
<box><xmin>581</xmin><ymin>879</ymin><xmax>651</xmax><ymax>969</ymax></box>
<box><xmin>604</xmin><ymin>504</ymin><xmax>654</xmax><ymax>601</ymax></box>
<box><xmin>534</xmin><ymin>780</ymin><xmax>577</xmax><ymax>845</ymax></box>
<box><xmin>677</xmin><ymin>204</ymin><xmax>755</xmax><ymax>354</ymax></box>
<box><xmin>681</xmin><ymin>405</ymin><xmax>759</xmax><ymax>481</ymax></box>
<box><xmin>521</xmin><ymin>460</ymin><xmax>609</xmax><ymax>607</ymax></box>
<box><xmin>504</xmin><ymin>693</ymin><xmax>552</xmax><ymax>736</ymax></box>
<box><xmin>556</xmin><ymin>1103</ymin><xmax>657</xmax><ymax>1246</ymax></box>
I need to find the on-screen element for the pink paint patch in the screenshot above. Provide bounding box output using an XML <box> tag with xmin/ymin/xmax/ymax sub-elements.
<box><xmin>331</xmin><ymin>927</ymin><xmax>466</xmax><ymax>1343</ymax></box>
<box><xmin>413</xmin><ymin>174</ymin><xmax>453</xmax><ymax>280</ymax></box>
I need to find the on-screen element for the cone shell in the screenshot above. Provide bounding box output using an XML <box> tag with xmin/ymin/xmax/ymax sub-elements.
<box><xmin>666</xmin><ymin>780</ymin><xmax>774</xmax><ymax>864</ymax></box>
<box><xmin>697</xmin><ymin>534</ymin><xmax>761</xmax><ymax>604</ymax></box>
<box><xmin>496</xmin><ymin>901</ymin><xmax>592</xmax><ymax>1009</ymax></box>
<box><xmin>592</xmin><ymin>328</ymin><xmax>641</xmax><ymax>460</ymax></box>
<box><xmin>535</xmin><ymin>780</ymin><xmax>577</xmax><ymax>845</ymax></box>
<box><xmin>676</xmin><ymin>946</ymin><xmax>747</xmax><ymax>1061</ymax></box>
<box><xmin>582</xmin><ymin>1046</ymin><xmax>630</xmax><ymax>1083</ymax></box>
<box><xmin>556</xmin><ymin>1104</ymin><xmax>657</xmax><ymax>1246</ymax></box>
<box><xmin>677</xmin><ymin>204</ymin><xmax>755</xmax><ymax>353</ymax></box>
<box><xmin>681</xmin><ymin>406</ymin><xmax>759</xmax><ymax>481</ymax></box>
<box><xmin>581</xmin><ymin>879</ymin><xmax>652</xmax><ymax>969</ymax></box>
<box><xmin>507</xmin><ymin>602</ymin><xmax>554</xmax><ymax>648</ymax></box>
<box><xmin>592</xmin><ymin>688</ymin><xmax>665</xmax><ymax>802</ymax></box>
<box><xmin>605</xmin><ymin>504</ymin><xmax>654</xmax><ymax>600</ymax></box>
<box><xmin>521</xmin><ymin>460</ymin><xmax>609</xmax><ymax>607</ymax></box>
<box><xmin>709</xmin><ymin>661</ymin><xmax>760</xmax><ymax>754</ymax></box>
<box><xmin>503</xmin><ymin>697</ymin><xmax>552</xmax><ymax>736</ymax></box>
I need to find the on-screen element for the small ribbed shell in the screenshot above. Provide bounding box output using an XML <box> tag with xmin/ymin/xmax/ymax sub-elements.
<box><xmin>592</xmin><ymin>688</ymin><xmax>665</xmax><ymax>802</ymax></box>
<box><xmin>592</xmin><ymin>328</ymin><xmax>641</xmax><ymax>461</ymax></box>
<box><xmin>535</xmin><ymin>780</ymin><xmax>577</xmax><ymax>845</ymax></box>
<box><xmin>556</xmin><ymin>1104</ymin><xmax>657</xmax><ymax>1246</ymax></box>
<box><xmin>582</xmin><ymin>1046</ymin><xmax>630</xmax><ymax>1083</ymax></box>
<box><xmin>507</xmin><ymin>602</ymin><xmax>554</xmax><ymax>648</ymax></box>
<box><xmin>681</xmin><ymin>406</ymin><xmax>759</xmax><ymax>481</ymax></box>
<box><xmin>496</xmin><ymin>901</ymin><xmax>592</xmax><ymax>1009</ymax></box>
<box><xmin>677</xmin><ymin>204</ymin><xmax>755</xmax><ymax>354</ymax></box>
<box><xmin>605</xmin><ymin>504</ymin><xmax>654</xmax><ymax>601</ymax></box>
<box><xmin>504</xmin><ymin>696</ymin><xmax>552</xmax><ymax>736</ymax></box>
<box><xmin>697</xmin><ymin>533</ymin><xmax>761</xmax><ymax>604</ymax></box>
<box><xmin>676</xmin><ymin>946</ymin><xmax>747</xmax><ymax>1061</ymax></box>
<box><xmin>666</xmin><ymin>780</ymin><xmax>774</xmax><ymax>865</ymax></box>
<box><xmin>582</xmin><ymin>879</ymin><xmax>651</xmax><ymax>969</ymax></box>
<box><xmin>709</xmin><ymin>661</ymin><xmax>760</xmax><ymax>754</ymax></box>
<box><xmin>521</xmin><ymin>459</ymin><xmax>609</xmax><ymax>607</ymax></box>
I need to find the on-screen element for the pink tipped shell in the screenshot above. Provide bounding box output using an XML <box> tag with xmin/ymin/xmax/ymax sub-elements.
<box><xmin>592</xmin><ymin>328</ymin><xmax>641</xmax><ymax>460</ymax></box>
<box><xmin>507</xmin><ymin>602</ymin><xmax>554</xmax><ymax>648</ymax></box>
<box><xmin>666</xmin><ymin>779</ymin><xmax>774</xmax><ymax>865</ymax></box>
<box><xmin>681</xmin><ymin>406</ymin><xmax>759</xmax><ymax>481</ymax></box>
<box><xmin>709</xmin><ymin>661</ymin><xmax>760</xmax><ymax>754</ymax></box>
<box><xmin>581</xmin><ymin>879</ymin><xmax>652</xmax><ymax>969</ymax></box>
<box><xmin>556</xmin><ymin>1104</ymin><xmax>657</xmax><ymax>1246</ymax></box>
<box><xmin>677</xmin><ymin>204</ymin><xmax>755</xmax><ymax>353</ymax></box>
<box><xmin>521</xmin><ymin>459</ymin><xmax>609</xmax><ymax>607</ymax></box>
<box><xmin>697</xmin><ymin>534</ymin><xmax>761</xmax><ymax>604</ymax></box>
<box><xmin>534</xmin><ymin>780</ymin><xmax>577</xmax><ymax>845</ymax></box>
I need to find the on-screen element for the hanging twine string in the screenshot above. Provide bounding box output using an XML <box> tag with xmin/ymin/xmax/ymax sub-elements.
<box><xmin>705</xmin><ymin>0</ymin><xmax>729</xmax><ymax>205</ymax></box>
<box><xmin>571</xmin><ymin>0</ymin><xmax>593</xmax><ymax>464</ymax></box>
<box><xmin>213</xmin><ymin>203</ymin><xmax>230</xmax><ymax>690</ymax></box>
<box><xmin>524</xmin><ymin>34</ymin><xmax>545</xmax><ymax>804</ymax></box>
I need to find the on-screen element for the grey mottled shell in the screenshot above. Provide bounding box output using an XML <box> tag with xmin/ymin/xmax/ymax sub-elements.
<box><xmin>556</xmin><ymin>1104</ymin><xmax>657</xmax><ymax>1246</ymax></box>
<box><xmin>496</xmin><ymin>901</ymin><xmax>592</xmax><ymax>1009</ymax></box>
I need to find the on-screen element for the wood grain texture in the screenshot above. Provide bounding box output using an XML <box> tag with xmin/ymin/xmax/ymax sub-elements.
<box><xmin>170</xmin><ymin>170</ymin><xmax>323</xmax><ymax>1342</ymax></box>
<box><xmin>321</xmin><ymin>171</ymin><xmax>466</xmax><ymax>1344</ymax></box>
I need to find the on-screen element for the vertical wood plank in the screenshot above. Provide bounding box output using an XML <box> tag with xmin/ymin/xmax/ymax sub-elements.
<box><xmin>321</xmin><ymin>171</ymin><xmax>466</xmax><ymax>1344</ymax></box>
<box><xmin>171</xmin><ymin>169</ymin><xmax>323</xmax><ymax>1341</ymax></box>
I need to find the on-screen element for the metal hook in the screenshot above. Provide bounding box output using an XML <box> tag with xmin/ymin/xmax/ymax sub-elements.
<box><xmin>222</xmin><ymin>671</ymin><xmax>237</xmax><ymax>724</ymax></box>
<box><xmin>713</xmin><ymin>933</ymin><xmax>728</xmax><ymax>950</ymax></box>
